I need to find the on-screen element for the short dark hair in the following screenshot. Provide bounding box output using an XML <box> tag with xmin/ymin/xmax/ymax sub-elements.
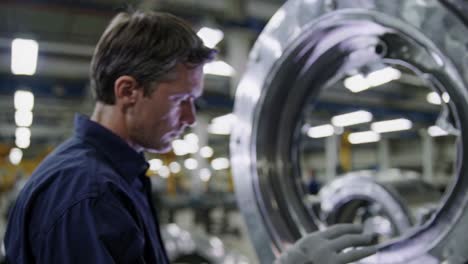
<box><xmin>90</xmin><ymin>10</ymin><xmax>217</xmax><ymax>104</ymax></box>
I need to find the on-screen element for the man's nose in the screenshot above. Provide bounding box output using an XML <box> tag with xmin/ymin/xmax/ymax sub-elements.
<box><xmin>181</xmin><ymin>100</ymin><xmax>196</xmax><ymax>127</ymax></box>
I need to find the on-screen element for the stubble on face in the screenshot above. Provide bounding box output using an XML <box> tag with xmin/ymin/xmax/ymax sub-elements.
<box><xmin>130</xmin><ymin>64</ymin><xmax>204</xmax><ymax>153</ymax></box>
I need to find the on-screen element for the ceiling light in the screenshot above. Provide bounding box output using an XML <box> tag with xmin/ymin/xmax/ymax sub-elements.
<box><xmin>169</xmin><ymin>162</ymin><xmax>181</xmax><ymax>174</ymax></box>
<box><xmin>172</xmin><ymin>139</ymin><xmax>189</xmax><ymax>156</ymax></box>
<box><xmin>344</xmin><ymin>74</ymin><xmax>370</xmax><ymax>93</ymax></box>
<box><xmin>208</xmin><ymin>124</ymin><xmax>231</xmax><ymax>135</ymax></box>
<box><xmin>428</xmin><ymin>125</ymin><xmax>449</xmax><ymax>137</ymax></box>
<box><xmin>344</xmin><ymin>67</ymin><xmax>401</xmax><ymax>93</ymax></box>
<box><xmin>348</xmin><ymin>131</ymin><xmax>381</xmax><ymax>144</ymax></box>
<box><xmin>331</xmin><ymin>110</ymin><xmax>373</xmax><ymax>127</ymax></box>
<box><xmin>211</xmin><ymin>157</ymin><xmax>230</xmax><ymax>170</ymax></box>
<box><xmin>200</xmin><ymin>168</ymin><xmax>212</xmax><ymax>182</ymax></box>
<box><xmin>197</xmin><ymin>27</ymin><xmax>224</xmax><ymax>48</ymax></box>
<box><xmin>15</xmin><ymin>110</ymin><xmax>33</xmax><ymax>127</ymax></box>
<box><xmin>183</xmin><ymin>133</ymin><xmax>199</xmax><ymax>154</ymax></box>
<box><xmin>427</xmin><ymin>92</ymin><xmax>441</xmax><ymax>105</ymax></box>
<box><xmin>366</xmin><ymin>67</ymin><xmax>401</xmax><ymax>87</ymax></box>
<box><xmin>371</xmin><ymin>118</ymin><xmax>412</xmax><ymax>133</ymax></box>
<box><xmin>184</xmin><ymin>158</ymin><xmax>198</xmax><ymax>170</ymax></box>
<box><xmin>204</xmin><ymin>61</ymin><xmax>235</xmax><ymax>77</ymax></box>
<box><xmin>15</xmin><ymin>137</ymin><xmax>30</xmax><ymax>149</ymax></box>
<box><xmin>9</xmin><ymin>148</ymin><xmax>23</xmax><ymax>165</ymax></box>
<box><xmin>307</xmin><ymin>124</ymin><xmax>334</xmax><ymax>138</ymax></box>
<box><xmin>209</xmin><ymin>113</ymin><xmax>236</xmax><ymax>135</ymax></box>
<box><xmin>158</xmin><ymin>166</ymin><xmax>170</xmax><ymax>178</ymax></box>
<box><xmin>149</xmin><ymin>159</ymin><xmax>163</xmax><ymax>171</ymax></box>
<box><xmin>16</xmin><ymin>127</ymin><xmax>31</xmax><ymax>140</ymax></box>
<box><xmin>14</xmin><ymin>90</ymin><xmax>34</xmax><ymax>111</ymax></box>
<box><xmin>427</xmin><ymin>92</ymin><xmax>450</xmax><ymax>105</ymax></box>
<box><xmin>442</xmin><ymin>92</ymin><xmax>450</xmax><ymax>103</ymax></box>
<box><xmin>184</xmin><ymin>133</ymin><xmax>199</xmax><ymax>145</ymax></box>
<box><xmin>200</xmin><ymin>146</ymin><xmax>214</xmax><ymax>158</ymax></box>
<box><xmin>11</xmin><ymin>38</ymin><xmax>38</xmax><ymax>75</ymax></box>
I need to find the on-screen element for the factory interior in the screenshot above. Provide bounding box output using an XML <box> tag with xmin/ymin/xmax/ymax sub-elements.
<box><xmin>1</xmin><ymin>0</ymin><xmax>468</xmax><ymax>263</ymax></box>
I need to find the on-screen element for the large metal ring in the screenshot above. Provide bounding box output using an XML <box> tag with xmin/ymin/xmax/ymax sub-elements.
<box><xmin>230</xmin><ymin>0</ymin><xmax>468</xmax><ymax>263</ymax></box>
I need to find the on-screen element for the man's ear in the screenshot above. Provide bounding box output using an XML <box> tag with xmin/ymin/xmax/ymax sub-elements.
<box><xmin>114</xmin><ymin>76</ymin><xmax>141</xmax><ymax>106</ymax></box>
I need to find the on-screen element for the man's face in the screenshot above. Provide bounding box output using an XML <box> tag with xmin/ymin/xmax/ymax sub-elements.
<box><xmin>128</xmin><ymin>63</ymin><xmax>204</xmax><ymax>153</ymax></box>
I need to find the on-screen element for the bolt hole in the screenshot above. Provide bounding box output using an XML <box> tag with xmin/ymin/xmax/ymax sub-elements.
<box><xmin>375</xmin><ymin>43</ymin><xmax>386</xmax><ymax>56</ymax></box>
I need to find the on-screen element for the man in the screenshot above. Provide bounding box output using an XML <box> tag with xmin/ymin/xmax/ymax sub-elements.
<box><xmin>5</xmin><ymin>10</ymin><xmax>376</xmax><ymax>264</ymax></box>
<box><xmin>5</xmin><ymin>10</ymin><xmax>215</xmax><ymax>263</ymax></box>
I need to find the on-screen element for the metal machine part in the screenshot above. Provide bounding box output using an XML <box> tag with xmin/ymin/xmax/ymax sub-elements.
<box><xmin>318</xmin><ymin>170</ymin><xmax>442</xmax><ymax>241</ymax></box>
<box><xmin>230</xmin><ymin>0</ymin><xmax>468</xmax><ymax>263</ymax></box>
<box><xmin>161</xmin><ymin>224</ymin><xmax>248</xmax><ymax>264</ymax></box>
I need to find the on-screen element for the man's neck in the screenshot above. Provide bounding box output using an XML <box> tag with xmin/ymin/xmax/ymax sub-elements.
<box><xmin>91</xmin><ymin>102</ymin><xmax>143</xmax><ymax>152</ymax></box>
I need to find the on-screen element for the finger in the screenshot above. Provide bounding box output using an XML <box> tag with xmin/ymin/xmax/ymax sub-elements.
<box><xmin>337</xmin><ymin>246</ymin><xmax>377</xmax><ymax>264</ymax></box>
<box><xmin>320</xmin><ymin>224</ymin><xmax>363</xmax><ymax>240</ymax></box>
<box><xmin>329</xmin><ymin>233</ymin><xmax>376</xmax><ymax>251</ymax></box>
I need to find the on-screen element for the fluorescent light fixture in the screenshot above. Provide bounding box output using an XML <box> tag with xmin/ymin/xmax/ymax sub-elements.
<box><xmin>208</xmin><ymin>124</ymin><xmax>231</xmax><ymax>135</ymax></box>
<box><xmin>158</xmin><ymin>166</ymin><xmax>170</xmax><ymax>178</ymax></box>
<box><xmin>197</xmin><ymin>27</ymin><xmax>224</xmax><ymax>48</ymax></box>
<box><xmin>427</xmin><ymin>92</ymin><xmax>450</xmax><ymax>105</ymax></box>
<box><xmin>367</xmin><ymin>67</ymin><xmax>401</xmax><ymax>87</ymax></box>
<box><xmin>184</xmin><ymin>133</ymin><xmax>199</xmax><ymax>145</ymax></box>
<box><xmin>184</xmin><ymin>158</ymin><xmax>198</xmax><ymax>170</ymax></box>
<box><xmin>16</xmin><ymin>127</ymin><xmax>31</xmax><ymax>140</ymax></box>
<box><xmin>442</xmin><ymin>92</ymin><xmax>450</xmax><ymax>103</ymax></box>
<box><xmin>307</xmin><ymin>124</ymin><xmax>334</xmax><ymax>138</ymax></box>
<box><xmin>172</xmin><ymin>139</ymin><xmax>189</xmax><ymax>156</ymax></box>
<box><xmin>428</xmin><ymin>125</ymin><xmax>449</xmax><ymax>137</ymax></box>
<box><xmin>371</xmin><ymin>118</ymin><xmax>412</xmax><ymax>133</ymax></box>
<box><xmin>183</xmin><ymin>133</ymin><xmax>199</xmax><ymax>154</ymax></box>
<box><xmin>149</xmin><ymin>159</ymin><xmax>163</xmax><ymax>171</ymax></box>
<box><xmin>427</xmin><ymin>92</ymin><xmax>441</xmax><ymax>105</ymax></box>
<box><xmin>14</xmin><ymin>90</ymin><xmax>34</xmax><ymax>111</ymax></box>
<box><xmin>204</xmin><ymin>61</ymin><xmax>235</xmax><ymax>77</ymax></box>
<box><xmin>169</xmin><ymin>162</ymin><xmax>181</xmax><ymax>173</ymax></box>
<box><xmin>9</xmin><ymin>148</ymin><xmax>23</xmax><ymax>165</ymax></box>
<box><xmin>15</xmin><ymin>136</ymin><xmax>30</xmax><ymax>149</ymax></box>
<box><xmin>200</xmin><ymin>168</ymin><xmax>212</xmax><ymax>182</ymax></box>
<box><xmin>15</xmin><ymin>110</ymin><xmax>33</xmax><ymax>127</ymax></box>
<box><xmin>344</xmin><ymin>67</ymin><xmax>401</xmax><ymax>93</ymax></box>
<box><xmin>200</xmin><ymin>146</ymin><xmax>214</xmax><ymax>158</ymax></box>
<box><xmin>211</xmin><ymin>157</ymin><xmax>230</xmax><ymax>170</ymax></box>
<box><xmin>15</xmin><ymin>123</ymin><xmax>31</xmax><ymax>148</ymax></box>
<box><xmin>11</xmin><ymin>38</ymin><xmax>39</xmax><ymax>75</ymax></box>
<box><xmin>212</xmin><ymin>113</ymin><xmax>235</xmax><ymax>124</ymax></box>
<box><xmin>344</xmin><ymin>74</ymin><xmax>370</xmax><ymax>93</ymax></box>
<box><xmin>331</xmin><ymin>110</ymin><xmax>373</xmax><ymax>127</ymax></box>
<box><xmin>209</xmin><ymin>113</ymin><xmax>236</xmax><ymax>135</ymax></box>
<box><xmin>348</xmin><ymin>131</ymin><xmax>381</xmax><ymax>144</ymax></box>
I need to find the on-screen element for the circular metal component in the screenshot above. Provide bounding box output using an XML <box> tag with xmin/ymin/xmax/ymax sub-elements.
<box><xmin>318</xmin><ymin>170</ymin><xmax>443</xmax><ymax>242</ymax></box>
<box><xmin>230</xmin><ymin>0</ymin><xmax>468</xmax><ymax>263</ymax></box>
<box><xmin>319</xmin><ymin>171</ymin><xmax>414</xmax><ymax>239</ymax></box>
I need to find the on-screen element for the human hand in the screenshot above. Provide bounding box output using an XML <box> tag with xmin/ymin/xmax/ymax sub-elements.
<box><xmin>275</xmin><ymin>224</ymin><xmax>377</xmax><ymax>264</ymax></box>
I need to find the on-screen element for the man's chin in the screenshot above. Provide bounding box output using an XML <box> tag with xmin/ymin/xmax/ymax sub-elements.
<box><xmin>144</xmin><ymin>143</ymin><xmax>172</xmax><ymax>154</ymax></box>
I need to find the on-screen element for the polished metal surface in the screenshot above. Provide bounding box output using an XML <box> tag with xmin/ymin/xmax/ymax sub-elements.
<box><xmin>319</xmin><ymin>170</ymin><xmax>442</xmax><ymax>241</ymax></box>
<box><xmin>230</xmin><ymin>0</ymin><xmax>468</xmax><ymax>263</ymax></box>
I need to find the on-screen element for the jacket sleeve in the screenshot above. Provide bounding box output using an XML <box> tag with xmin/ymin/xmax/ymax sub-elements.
<box><xmin>38</xmin><ymin>191</ymin><xmax>147</xmax><ymax>264</ymax></box>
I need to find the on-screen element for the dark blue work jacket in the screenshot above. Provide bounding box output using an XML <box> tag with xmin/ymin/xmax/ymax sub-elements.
<box><xmin>5</xmin><ymin>114</ymin><xmax>169</xmax><ymax>264</ymax></box>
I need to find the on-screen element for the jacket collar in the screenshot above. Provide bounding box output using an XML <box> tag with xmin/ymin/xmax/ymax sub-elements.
<box><xmin>73</xmin><ymin>114</ymin><xmax>149</xmax><ymax>183</ymax></box>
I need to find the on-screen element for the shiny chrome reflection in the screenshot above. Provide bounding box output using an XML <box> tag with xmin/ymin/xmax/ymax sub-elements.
<box><xmin>230</xmin><ymin>0</ymin><xmax>468</xmax><ymax>263</ymax></box>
